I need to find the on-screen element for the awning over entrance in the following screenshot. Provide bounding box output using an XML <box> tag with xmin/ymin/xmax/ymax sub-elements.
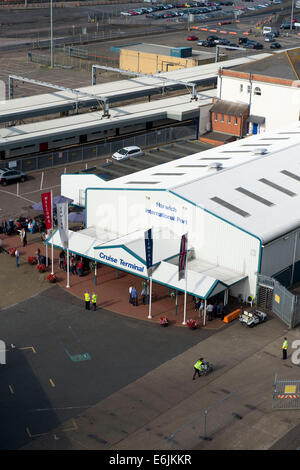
<box><xmin>48</xmin><ymin>227</ymin><xmax>247</xmax><ymax>299</ymax></box>
<box><xmin>246</xmin><ymin>115</ymin><xmax>265</xmax><ymax>124</ymax></box>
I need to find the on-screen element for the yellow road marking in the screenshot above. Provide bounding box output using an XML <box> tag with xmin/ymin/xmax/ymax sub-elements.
<box><xmin>9</xmin><ymin>385</ymin><xmax>14</xmax><ymax>395</ymax></box>
<box><xmin>49</xmin><ymin>378</ymin><xmax>55</xmax><ymax>388</ymax></box>
<box><xmin>19</xmin><ymin>346</ymin><xmax>37</xmax><ymax>354</ymax></box>
<box><xmin>26</xmin><ymin>419</ymin><xmax>78</xmax><ymax>439</ymax></box>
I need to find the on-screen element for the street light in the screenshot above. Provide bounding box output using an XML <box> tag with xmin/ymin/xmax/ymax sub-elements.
<box><xmin>50</xmin><ymin>0</ymin><xmax>54</xmax><ymax>68</ymax></box>
<box><xmin>290</xmin><ymin>0</ymin><xmax>295</xmax><ymax>31</ymax></box>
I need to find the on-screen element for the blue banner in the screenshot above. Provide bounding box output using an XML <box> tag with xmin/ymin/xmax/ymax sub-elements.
<box><xmin>144</xmin><ymin>228</ymin><xmax>153</xmax><ymax>276</ymax></box>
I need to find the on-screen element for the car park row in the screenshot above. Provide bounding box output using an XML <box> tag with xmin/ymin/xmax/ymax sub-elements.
<box><xmin>120</xmin><ymin>1</ymin><xmax>279</xmax><ymax>20</ymax></box>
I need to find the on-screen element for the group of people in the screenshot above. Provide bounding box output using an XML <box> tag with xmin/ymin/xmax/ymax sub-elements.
<box><xmin>129</xmin><ymin>281</ymin><xmax>148</xmax><ymax>307</ymax></box>
<box><xmin>193</xmin><ymin>297</ymin><xmax>228</xmax><ymax>321</ymax></box>
<box><xmin>1</xmin><ymin>216</ymin><xmax>46</xmax><ymax>237</ymax></box>
<box><xmin>59</xmin><ymin>251</ymin><xmax>85</xmax><ymax>276</ymax></box>
<box><xmin>84</xmin><ymin>291</ymin><xmax>98</xmax><ymax>311</ymax></box>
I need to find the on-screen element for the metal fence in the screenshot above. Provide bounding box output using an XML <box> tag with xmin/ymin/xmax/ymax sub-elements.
<box><xmin>257</xmin><ymin>274</ymin><xmax>300</xmax><ymax>329</ymax></box>
<box><xmin>0</xmin><ymin>124</ymin><xmax>196</xmax><ymax>173</ymax></box>
<box><xmin>150</xmin><ymin>391</ymin><xmax>249</xmax><ymax>450</ymax></box>
<box><xmin>272</xmin><ymin>374</ymin><xmax>300</xmax><ymax>410</ymax></box>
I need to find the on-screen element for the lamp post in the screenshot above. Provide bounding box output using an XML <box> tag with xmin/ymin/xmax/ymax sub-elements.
<box><xmin>290</xmin><ymin>0</ymin><xmax>295</xmax><ymax>31</ymax></box>
<box><xmin>50</xmin><ymin>0</ymin><xmax>54</xmax><ymax>68</ymax></box>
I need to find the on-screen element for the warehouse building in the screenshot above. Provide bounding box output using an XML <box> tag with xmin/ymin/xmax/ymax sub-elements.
<box><xmin>50</xmin><ymin>121</ymin><xmax>300</xmax><ymax>305</ymax></box>
<box><xmin>113</xmin><ymin>43</ymin><xmax>226</xmax><ymax>74</ymax></box>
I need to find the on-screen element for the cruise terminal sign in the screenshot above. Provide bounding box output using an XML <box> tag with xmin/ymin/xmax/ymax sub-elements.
<box><xmin>98</xmin><ymin>251</ymin><xmax>145</xmax><ymax>273</ymax></box>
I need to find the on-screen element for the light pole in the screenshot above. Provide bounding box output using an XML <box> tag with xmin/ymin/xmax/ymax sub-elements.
<box><xmin>50</xmin><ymin>0</ymin><xmax>54</xmax><ymax>68</ymax></box>
<box><xmin>290</xmin><ymin>0</ymin><xmax>295</xmax><ymax>31</ymax></box>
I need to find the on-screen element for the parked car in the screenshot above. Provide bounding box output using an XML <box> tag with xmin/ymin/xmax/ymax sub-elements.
<box><xmin>0</xmin><ymin>168</ymin><xmax>27</xmax><ymax>186</ymax></box>
<box><xmin>187</xmin><ymin>35</ymin><xmax>199</xmax><ymax>40</ymax></box>
<box><xmin>207</xmin><ymin>35</ymin><xmax>219</xmax><ymax>42</ymax></box>
<box><xmin>112</xmin><ymin>146</ymin><xmax>143</xmax><ymax>161</ymax></box>
<box><xmin>218</xmin><ymin>20</ymin><xmax>232</xmax><ymax>25</ymax></box>
<box><xmin>280</xmin><ymin>22</ymin><xmax>295</xmax><ymax>29</ymax></box>
<box><xmin>238</xmin><ymin>37</ymin><xmax>249</xmax><ymax>44</ymax></box>
<box><xmin>214</xmin><ymin>37</ymin><xmax>231</xmax><ymax>44</ymax></box>
<box><xmin>270</xmin><ymin>41</ymin><xmax>282</xmax><ymax>48</ymax></box>
<box><xmin>226</xmin><ymin>42</ymin><xmax>239</xmax><ymax>49</ymax></box>
<box><xmin>264</xmin><ymin>33</ymin><xmax>275</xmax><ymax>42</ymax></box>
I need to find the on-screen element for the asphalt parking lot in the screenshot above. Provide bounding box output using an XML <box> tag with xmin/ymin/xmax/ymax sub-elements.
<box><xmin>0</xmin><ymin>139</ymin><xmax>211</xmax><ymax>219</ymax></box>
<box><xmin>0</xmin><ymin>285</ymin><xmax>213</xmax><ymax>450</ymax></box>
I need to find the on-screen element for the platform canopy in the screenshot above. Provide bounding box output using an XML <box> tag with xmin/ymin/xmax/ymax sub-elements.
<box><xmin>48</xmin><ymin>226</ymin><xmax>247</xmax><ymax>299</ymax></box>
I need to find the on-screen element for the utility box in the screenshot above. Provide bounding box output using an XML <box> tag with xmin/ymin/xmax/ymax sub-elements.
<box><xmin>170</xmin><ymin>47</ymin><xmax>192</xmax><ymax>58</ymax></box>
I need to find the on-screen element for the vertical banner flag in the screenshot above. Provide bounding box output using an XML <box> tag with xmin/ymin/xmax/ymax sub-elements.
<box><xmin>178</xmin><ymin>233</ymin><xmax>188</xmax><ymax>281</ymax></box>
<box><xmin>41</xmin><ymin>191</ymin><xmax>52</xmax><ymax>232</ymax></box>
<box><xmin>56</xmin><ymin>202</ymin><xmax>69</xmax><ymax>249</ymax></box>
<box><xmin>144</xmin><ymin>228</ymin><xmax>153</xmax><ymax>277</ymax></box>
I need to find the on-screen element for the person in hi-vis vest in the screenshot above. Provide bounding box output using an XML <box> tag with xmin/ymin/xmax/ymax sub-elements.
<box><xmin>193</xmin><ymin>358</ymin><xmax>203</xmax><ymax>380</ymax></box>
<box><xmin>84</xmin><ymin>291</ymin><xmax>90</xmax><ymax>310</ymax></box>
<box><xmin>92</xmin><ymin>292</ymin><xmax>98</xmax><ymax>311</ymax></box>
<box><xmin>282</xmin><ymin>337</ymin><xmax>288</xmax><ymax>360</ymax></box>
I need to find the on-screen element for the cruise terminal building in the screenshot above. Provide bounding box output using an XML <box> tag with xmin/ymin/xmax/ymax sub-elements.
<box><xmin>50</xmin><ymin>121</ymin><xmax>300</xmax><ymax>305</ymax></box>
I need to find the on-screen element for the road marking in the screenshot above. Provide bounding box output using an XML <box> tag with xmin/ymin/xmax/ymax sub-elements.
<box><xmin>9</xmin><ymin>385</ymin><xmax>14</xmax><ymax>395</ymax></box>
<box><xmin>26</xmin><ymin>419</ymin><xmax>78</xmax><ymax>439</ymax></box>
<box><xmin>49</xmin><ymin>378</ymin><xmax>55</xmax><ymax>388</ymax></box>
<box><xmin>19</xmin><ymin>346</ymin><xmax>37</xmax><ymax>354</ymax></box>
<box><xmin>0</xmin><ymin>189</ymin><xmax>36</xmax><ymax>204</ymax></box>
<box><xmin>22</xmin><ymin>184</ymin><xmax>60</xmax><ymax>196</ymax></box>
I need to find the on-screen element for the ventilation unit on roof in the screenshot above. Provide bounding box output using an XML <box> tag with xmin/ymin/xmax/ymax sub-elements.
<box><xmin>208</xmin><ymin>162</ymin><xmax>223</xmax><ymax>171</ymax></box>
<box><xmin>252</xmin><ymin>148</ymin><xmax>268</xmax><ymax>155</ymax></box>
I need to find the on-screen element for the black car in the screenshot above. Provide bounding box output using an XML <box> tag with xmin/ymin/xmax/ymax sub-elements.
<box><xmin>270</xmin><ymin>42</ymin><xmax>281</xmax><ymax>48</ymax></box>
<box><xmin>280</xmin><ymin>22</ymin><xmax>295</xmax><ymax>29</ymax></box>
<box><xmin>238</xmin><ymin>37</ymin><xmax>248</xmax><ymax>44</ymax></box>
<box><xmin>207</xmin><ymin>35</ymin><xmax>219</xmax><ymax>42</ymax></box>
<box><xmin>225</xmin><ymin>42</ymin><xmax>239</xmax><ymax>49</ymax></box>
<box><xmin>253</xmin><ymin>42</ymin><xmax>263</xmax><ymax>49</ymax></box>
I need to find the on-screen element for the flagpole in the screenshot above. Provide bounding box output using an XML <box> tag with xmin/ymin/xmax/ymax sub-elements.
<box><xmin>182</xmin><ymin>253</ymin><xmax>188</xmax><ymax>325</ymax></box>
<box><xmin>66</xmin><ymin>204</ymin><xmax>70</xmax><ymax>288</ymax></box>
<box><xmin>51</xmin><ymin>190</ymin><xmax>54</xmax><ymax>275</ymax></box>
<box><xmin>148</xmin><ymin>275</ymin><xmax>152</xmax><ymax>319</ymax></box>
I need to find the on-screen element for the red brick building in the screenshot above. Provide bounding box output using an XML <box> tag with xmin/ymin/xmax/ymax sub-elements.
<box><xmin>200</xmin><ymin>99</ymin><xmax>249</xmax><ymax>146</ymax></box>
<box><xmin>210</xmin><ymin>99</ymin><xmax>249</xmax><ymax>137</ymax></box>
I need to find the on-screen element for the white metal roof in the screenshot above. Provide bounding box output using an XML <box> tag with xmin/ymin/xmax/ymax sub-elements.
<box><xmin>48</xmin><ymin>226</ymin><xmax>246</xmax><ymax>298</ymax></box>
<box><xmin>0</xmin><ymin>52</ymin><xmax>271</xmax><ymax>122</ymax></box>
<box><xmin>0</xmin><ymin>93</ymin><xmax>214</xmax><ymax>150</ymax></box>
<box><xmin>101</xmin><ymin>121</ymin><xmax>300</xmax><ymax>244</ymax></box>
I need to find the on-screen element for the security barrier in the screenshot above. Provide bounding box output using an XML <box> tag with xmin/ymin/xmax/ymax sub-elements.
<box><xmin>272</xmin><ymin>374</ymin><xmax>300</xmax><ymax>410</ymax></box>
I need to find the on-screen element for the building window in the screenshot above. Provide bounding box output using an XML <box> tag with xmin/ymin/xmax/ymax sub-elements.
<box><xmin>247</xmin><ymin>85</ymin><xmax>251</xmax><ymax>94</ymax></box>
<box><xmin>234</xmin><ymin>117</ymin><xmax>238</xmax><ymax>125</ymax></box>
<box><xmin>214</xmin><ymin>113</ymin><xmax>218</xmax><ymax>121</ymax></box>
<box><xmin>254</xmin><ymin>87</ymin><xmax>261</xmax><ymax>96</ymax></box>
<box><xmin>221</xmin><ymin>114</ymin><xmax>225</xmax><ymax>123</ymax></box>
<box><xmin>228</xmin><ymin>115</ymin><xmax>231</xmax><ymax>124</ymax></box>
<box><xmin>240</xmin><ymin>84</ymin><xmax>243</xmax><ymax>92</ymax></box>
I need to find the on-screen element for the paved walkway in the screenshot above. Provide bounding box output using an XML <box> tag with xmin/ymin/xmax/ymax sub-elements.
<box><xmin>0</xmin><ymin>231</ymin><xmax>227</xmax><ymax>329</ymax></box>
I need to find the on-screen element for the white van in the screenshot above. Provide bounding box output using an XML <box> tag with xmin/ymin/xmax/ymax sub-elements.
<box><xmin>263</xmin><ymin>26</ymin><xmax>274</xmax><ymax>35</ymax></box>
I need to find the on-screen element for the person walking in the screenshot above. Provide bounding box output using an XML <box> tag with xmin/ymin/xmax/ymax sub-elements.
<box><xmin>199</xmin><ymin>300</ymin><xmax>204</xmax><ymax>319</ymax></box>
<box><xmin>15</xmin><ymin>249</ymin><xmax>19</xmax><ymax>268</ymax></box>
<box><xmin>282</xmin><ymin>337</ymin><xmax>288</xmax><ymax>360</ymax></box>
<box><xmin>193</xmin><ymin>358</ymin><xmax>203</xmax><ymax>380</ymax></box>
<box><xmin>84</xmin><ymin>291</ymin><xmax>90</xmax><ymax>310</ymax></box>
<box><xmin>129</xmin><ymin>285</ymin><xmax>133</xmax><ymax>304</ymax></box>
<box><xmin>131</xmin><ymin>286</ymin><xmax>138</xmax><ymax>306</ymax></box>
<box><xmin>141</xmin><ymin>285</ymin><xmax>147</xmax><ymax>305</ymax></box>
<box><xmin>91</xmin><ymin>292</ymin><xmax>98</xmax><ymax>311</ymax></box>
<box><xmin>207</xmin><ymin>302</ymin><xmax>213</xmax><ymax>321</ymax></box>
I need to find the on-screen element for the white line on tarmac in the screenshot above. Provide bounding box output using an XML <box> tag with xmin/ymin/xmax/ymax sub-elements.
<box><xmin>21</xmin><ymin>185</ymin><xmax>60</xmax><ymax>196</ymax></box>
<box><xmin>0</xmin><ymin>189</ymin><xmax>36</xmax><ymax>204</ymax></box>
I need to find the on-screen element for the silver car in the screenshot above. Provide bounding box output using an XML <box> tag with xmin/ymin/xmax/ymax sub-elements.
<box><xmin>0</xmin><ymin>168</ymin><xmax>27</xmax><ymax>186</ymax></box>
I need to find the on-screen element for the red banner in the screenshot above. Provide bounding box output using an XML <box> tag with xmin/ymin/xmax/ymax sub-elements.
<box><xmin>41</xmin><ymin>192</ymin><xmax>52</xmax><ymax>231</ymax></box>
